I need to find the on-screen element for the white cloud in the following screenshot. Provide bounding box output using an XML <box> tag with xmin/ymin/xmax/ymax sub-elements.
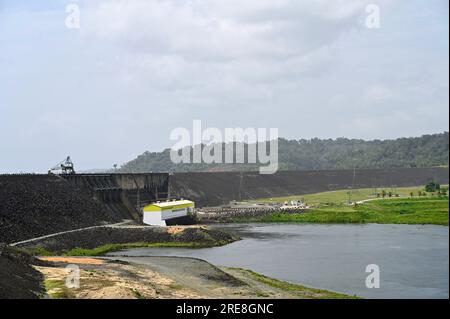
<box><xmin>83</xmin><ymin>0</ymin><xmax>368</xmax><ymax>60</ymax></box>
<box><xmin>0</xmin><ymin>0</ymin><xmax>448</xmax><ymax>172</ymax></box>
<box><xmin>76</xmin><ymin>0</ymin><xmax>374</xmax><ymax>113</ymax></box>
<box><xmin>363</xmin><ymin>85</ymin><xmax>393</xmax><ymax>102</ymax></box>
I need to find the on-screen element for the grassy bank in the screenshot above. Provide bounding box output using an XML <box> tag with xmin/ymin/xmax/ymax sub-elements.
<box><xmin>44</xmin><ymin>279</ymin><xmax>72</xmax><ymax>299</ymax></box>
<box><xmin>248</xmin><ymin>185</ymin><xmax>444</xmax><ymax>206</ymax></box>
<box><xmin>234</xmin><ymin>197</ymin><xmax>449</xmax><ymax>225</ymax></box>
<box><xmin>29</xmin><ymin>241</ymin><xmax>234</xmax><ymax>257</ymax></box>
<box><xmin>63</xmin><ymin>241</ymin><xmax>232</xmax><ymax>256</ymax></box>
<box><xmin>227</xmin><ymin>268</ymin><xmax>359</xmax><ymax>299</ymax></box>
<box><xmin>21</xmin><ymin>226</ymin><xmax>239</xmax><ymax>257</ymax></box>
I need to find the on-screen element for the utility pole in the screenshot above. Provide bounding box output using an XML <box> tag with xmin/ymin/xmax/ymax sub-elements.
<box><xmin>238</xmin><ymin>171</ymin><xmax>243</xmax><ymax>202</ymax></box>
<box><xmin>137</xmin><ymin>187</ymin><xmax>140</xmax><ymax>210</ymax></box>
<box><xmin>349</xmin><ymin>167</ymin><xmax>356</xmax><ymax>204</ymax></box>
<box><xmin>133</xmin><ymin>178</ymin><xmax>141</xmax><ymax>211</ymax></box>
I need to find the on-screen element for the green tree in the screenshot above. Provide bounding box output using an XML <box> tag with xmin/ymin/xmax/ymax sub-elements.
<box><xmin>425</xmin><ymin>181</ymin><xmax>441</xmax><ymax>193</ymax></box>
<box><xmin>119</xmin><ymin>132</ymin><xmax>449</xmax><ymax>173</ymax></box>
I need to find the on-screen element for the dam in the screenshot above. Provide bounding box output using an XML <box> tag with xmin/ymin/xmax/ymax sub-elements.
<box><xmin>170</xmin><ymin>167</ymin><xmax>450</xmax><ymax>207</ymax></box>
<box><xmin>0</xmin><ymin>173</ymin><xmax>170</xmax><ymax>243</ymax></box>
<box><xmin>1</xmin><ymin>167</ymin><xmax>448</xmax><ymax>243</ymax></box>
<box><xmin>62</xmin><ymin>173</ymin><xmax>170</xmax><ymax>220</ymax></box>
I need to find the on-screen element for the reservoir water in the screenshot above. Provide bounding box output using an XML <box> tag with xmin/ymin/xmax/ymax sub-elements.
<box><xmin>108</xmin><ymin>224</ymin><xmax>449</xmax><ymax>299</ymax></box>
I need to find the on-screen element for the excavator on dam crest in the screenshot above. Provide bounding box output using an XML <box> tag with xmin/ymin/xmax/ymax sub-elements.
<box><xmin>48</xmin><ymin>156</ymin><xmax>76</xmax><ymax>175</ymax></box>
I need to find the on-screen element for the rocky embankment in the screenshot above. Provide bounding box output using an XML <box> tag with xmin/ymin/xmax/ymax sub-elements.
<box><xmin>0</xmin><ymin>244</ymin><xmax>47</xmax><ymax>299</ymax></box>
<box><xmin>197</xmin><ymin>207</ymin><xmax>306</xmax><ymax>223</ymax></box>
<box><xmin>0</xmin><ymin>175</ymin><xmax>123</xmax><ymax>244</ymax></box>
<box><xmin>17</xmin><ymin>226</ymin><xmax>239</xmax><ymax>255</ymax></box>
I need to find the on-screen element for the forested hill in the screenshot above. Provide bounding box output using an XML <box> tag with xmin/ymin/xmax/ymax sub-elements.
<box><xmin>119</xmin><ymin>132</ymin><xmax>449</xmax><ymax>173</ymax></box>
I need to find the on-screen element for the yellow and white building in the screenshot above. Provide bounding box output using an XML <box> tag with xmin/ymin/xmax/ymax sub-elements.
<box><xmin>143</xmin><ymin>199</ymin><xmax>195</xmax><ymax>226</ymax></box>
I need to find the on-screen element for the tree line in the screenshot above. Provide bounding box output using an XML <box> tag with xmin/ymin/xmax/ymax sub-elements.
<box><xmin>119</xmin><ymin>132</ymin><xmax>449</xmax><ymax>173</ymax></box>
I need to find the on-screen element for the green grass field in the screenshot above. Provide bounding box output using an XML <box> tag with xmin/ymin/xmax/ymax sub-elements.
<box><xmin>248</xmin><ymin>185</ymin><xmax>443</xmax><ymax>207</ymax></box>
<box><xmin>238</xmin><ymin>198</ymin><xmax>449</xmax><ymax>225</ymax></box>
<box><xmin>240</xmin><ymin>186</ymin><xmax>449</xmax><ymax>225</ymax></box>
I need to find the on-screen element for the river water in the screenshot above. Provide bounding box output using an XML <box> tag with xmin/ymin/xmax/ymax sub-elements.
<box><xmin>108</xmin><ymin>224</ymin><xmax>449</xmax><ymax>299</ymax></box>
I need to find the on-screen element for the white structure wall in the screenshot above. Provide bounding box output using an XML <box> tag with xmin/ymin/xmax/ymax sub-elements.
<box><xmin>162</xmin><ymin>208</ymin><xmax>188</xmax><ymax>220</ymax></box>
<box><xmin>143</xmin><ymin>211</ymin><xmax>166</xmax><ymax>226</ymax></box>
<box><xmin>143</xmin><ymin>200</ymin><xmax>194</xmax><ymax>226</ymax></box>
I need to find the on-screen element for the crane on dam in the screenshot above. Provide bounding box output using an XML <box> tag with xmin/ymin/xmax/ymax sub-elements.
<box><xmin>48</xmin><ymin>156</ymin><xmax>76</xmax><ymax>175</ymax></box>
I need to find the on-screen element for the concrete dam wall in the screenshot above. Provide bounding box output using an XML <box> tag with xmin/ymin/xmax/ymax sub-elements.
<box><xmin>63</xmin><ymin>173</ymin><xmax>169</xmax><ymax>219</ymax></box>
<box><xmin>1</xmin><ymin>168</ymin><xmax>448</xmax><ymax>243</ymax></box>
<box><xmin>0</xmin><ymin>173</ymin><xmax>169</xmax><ymax>243</ymax></box>
<box><xmin>170</xmin><ymin>167</ymin><xmax>449</xmax><ymax>207</ymax></box>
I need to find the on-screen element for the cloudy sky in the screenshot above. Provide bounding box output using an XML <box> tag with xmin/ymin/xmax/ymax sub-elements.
<box><xmin>0</xmin><ymin>0</ymin><xmax>448</xmax><ymax>172</ymax></box>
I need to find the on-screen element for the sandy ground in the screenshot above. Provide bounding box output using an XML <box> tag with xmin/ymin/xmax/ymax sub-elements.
<box><xmin>36</xmin><ymin>258</ymin><xmax>203</xmax><ymax>299</ymax></box>
<box><xmin>39</xmin><ymin>257</ymin><xmax>105</xmax><ymax>265</ymax></box>
<box><xmin>166</xmin><ymin>225</ymin><xmax>205</xmax><ymax>235</ymax></box>
<box><xmin>35</xmin><ymin>256</ymin><xmax>351</xmax><ymax>299</ymax></box>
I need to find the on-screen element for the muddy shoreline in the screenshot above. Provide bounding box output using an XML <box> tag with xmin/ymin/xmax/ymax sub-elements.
<box><xmin>1</xmin><ymin>234</ymin><xmax>357</xmax><ymax>299</ymax></box>
<box><xmin>36</xmin><ymin>256</ymin><xmax>356</xmax><ymax>299</ymax></box>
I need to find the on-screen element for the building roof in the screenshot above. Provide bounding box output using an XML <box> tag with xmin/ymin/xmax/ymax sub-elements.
<box><xmin>144</xmin><ymin>200</ymin><xmax>194</xmax><ymax>211</ymax></box>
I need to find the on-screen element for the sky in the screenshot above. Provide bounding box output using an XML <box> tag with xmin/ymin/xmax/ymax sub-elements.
<box><xmin>0</xmin><ymin>0</ymin><xmax>448</xmax><ymax>173</ymax></box>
